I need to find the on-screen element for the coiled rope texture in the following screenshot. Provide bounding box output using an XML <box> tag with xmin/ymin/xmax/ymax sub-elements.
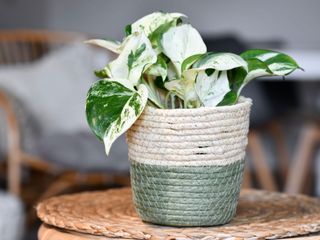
<box><xmin>127</xmin><ymin>97</ymin><xmax>252</xmax><ymax>226</ymax></box>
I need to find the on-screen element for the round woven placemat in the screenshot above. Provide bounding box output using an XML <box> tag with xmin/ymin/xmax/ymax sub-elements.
<box><xmin>37</xmin><ymin>187</ymin><xmax>320</xmax><ymax>240</ymax></box>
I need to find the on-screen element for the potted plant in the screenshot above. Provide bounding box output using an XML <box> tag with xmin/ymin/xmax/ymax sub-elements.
<box><xmin>85</xmin><ymin>12</ymin><xmax>300</xmax><ymax>226</ymax></box>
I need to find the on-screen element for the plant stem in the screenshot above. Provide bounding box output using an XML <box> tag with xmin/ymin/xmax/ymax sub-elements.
<box><xmin>165</xmin><ymin>92</ymin><xmax>171</xmax><ymax>108</ymax></box>
<box><xmin>183</xmin><ymin>99</ymin><xmax>187</xmax><ymax>108</ymax></box>
<box><xmin>170</xmin><ymin>94</ymin><xmax>175</xmax><ymax>109</ymax></box>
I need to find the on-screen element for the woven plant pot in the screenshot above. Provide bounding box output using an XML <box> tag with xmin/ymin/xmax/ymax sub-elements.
<box><xmin>127</xmin><ymin>97</ymin><xmax>252</xmax><ymax>227</ymax></box>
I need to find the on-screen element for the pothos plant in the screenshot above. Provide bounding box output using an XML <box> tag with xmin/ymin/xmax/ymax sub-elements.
<box><xmin>85</xmin><ymin>12</ymin><xmax>301</xmax><ymax>154</ymax></box>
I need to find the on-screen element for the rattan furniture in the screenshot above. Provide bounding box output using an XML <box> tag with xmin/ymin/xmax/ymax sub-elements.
<box><xmin>37</xmin><ymin>187</ymin><xmax>320</xmax><ymax>240</ymax></box>
<box><xmin>0</xmin><ymin>30</ymin><xmax>130</xmax><ymax>223</ymax></box>
<box><xmin>285</xmin><ymin>121</ymin><xmax>320</xmax><ymax>194</ymax></box>
<box><xmin>0</xmin><ymin>30</ymin><xmax>86</xmax><ymax>196</ymax></box>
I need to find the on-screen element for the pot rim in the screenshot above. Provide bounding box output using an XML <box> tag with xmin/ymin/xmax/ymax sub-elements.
<box><xmin>143</xmin><ymin>96</ymin><xmax>252</xmax><ymax>115</ymax></box>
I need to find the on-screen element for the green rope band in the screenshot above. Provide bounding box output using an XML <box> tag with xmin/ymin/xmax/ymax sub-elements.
<box><xmin>130</xmin><ymin>160</ymin><xmax>244</xmax><ymax>227</ymax></box>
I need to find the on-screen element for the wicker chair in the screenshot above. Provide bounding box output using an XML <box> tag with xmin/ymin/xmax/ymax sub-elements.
<box><xmin>0</xmin><ymin>30</ymin><xmax>84</xmax><ymax>65</ymax></box>
<box><xmin>0</xmin><ymin>30</ymin><xmax>130</xmax><ymax>204</ymax></box>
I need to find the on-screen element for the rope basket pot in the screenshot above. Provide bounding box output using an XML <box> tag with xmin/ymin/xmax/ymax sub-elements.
<box><xmin>127</xmin><ymin>97</ymin><xmax>252</xmax><ymax>227</ymax></box>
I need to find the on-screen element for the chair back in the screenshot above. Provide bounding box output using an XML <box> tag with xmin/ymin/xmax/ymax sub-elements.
<box><xmin>0</xmin><ymin>30</ymin><xmax>85</xmax><ymax>65</ymax></box>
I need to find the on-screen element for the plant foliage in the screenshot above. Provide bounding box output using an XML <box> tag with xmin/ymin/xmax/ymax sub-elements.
<box><xmin>85</xmin><ymin>12</ymin><xmax>301</xmax><ymax>154</ymax></box>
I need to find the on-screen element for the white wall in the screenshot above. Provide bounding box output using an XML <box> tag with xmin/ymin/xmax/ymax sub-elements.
<box><xmin>1</xmin><ymin>0</ymin><xmax>320</xmax><ymax>49</ymax></box>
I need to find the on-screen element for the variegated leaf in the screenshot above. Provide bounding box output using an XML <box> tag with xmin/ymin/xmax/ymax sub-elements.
<box><xmin>217</xmin><ymin>91</ymin><xmax>238</xmax><ymax>106</ymax></box>
<box><xmin>227</xmin><ymin>58</ymin><xmax>272</xmax><ymax>95</ymax></box>
<box><xmin>239</xmin><ymin>58</ymin><xmax>272</xmax><ymax>92</ymax></box>
<box><xmin>193</xmin><ymin>52</ymin><xmax>248</xmax><ymax>71</ymax></box>
<box><xmin>237</xmin><ymin>50</ymin><xmax>300</xmax><ymax>94</ymax></box>
<box><xmin>141</xmin><ymin>78</ymin><xmax>165</xmax><ymax>109</ymax></box>
<box><xmin>131</xmin><ymin>12</ymin><xmax>186</xmax><ymax>36</ymax></box>
<box><xmin>241</xmin><ymin>49</ymin><xmax>300</xmax><ymax>75</ymax></box>
<box><xmin>195</xmin><ymin>70</ymin><xmax>230</xmax><ymax>107</ymax></box>
<box><xmin>181</xmin><ymin>53</ymin><xmax>204</xmax><ymax>72</ymax></box>
<box><xmin>106</xmin><ymin>31</ymin><xmax>157</xmax><ymax>86</ymax></box>
<box><xmin>161</xmin><ymin>24</ymin><xmax>207</xmax><ymax>76</ymax></box>
<box><xmin>86</xmin><ymin>81</ymin><xmax>148</xmax><ymax>154</ymax></box>
<box><xmin>85</xmin><ymin>39</ymin><xmax>121</xmax><ymax>54</ymax></box>
<box><xmin>218</xmin><ymin>58</ymin><xmax>271</xmax><ymax>105</ymax></box>
<box><xmin>219</xmin><ymin>50</ymin><xmax>300</xmax><ymax>105</ymax></box>
<box><xmin>145</xmin><ymin>55</ymin><xmax>167</xmax><ymax>81</ymax></box>
<box><xmin>165</xmin><ymin>78</ymin><xmax>200</xmax><ymax>108</ymax></box>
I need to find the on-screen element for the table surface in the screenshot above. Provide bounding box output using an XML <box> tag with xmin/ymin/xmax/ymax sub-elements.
<box><xmin>37</xmin><ymin>187</ymin><xmax>320</xmax><ymax>240</ymax></box>
<box><xmin>38</xmin><ymin>224</ymin><xmax>320</xmax><ymax>240</ymax></box>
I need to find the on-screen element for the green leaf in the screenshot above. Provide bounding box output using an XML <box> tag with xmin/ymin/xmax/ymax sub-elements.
<box><xmin>181</xmin><ymin>53</ymin><xmax>204</xmax><ymax>72</ymax></box>
<box><xmin>195</xmin><ymin>70</ymin><xmax>230</xmax><ymax>107</ymax></box>
<box><xmin>128</xmin><ymin>43</ymin><xmax>146</xmax><ymax>71</ymax></box>
<box><xmin>240</xmin><ymin>49</ymin><xmax>300</xmax><ymax>75</ymax></box>
<box><xmin>227</xmin><ymin>66</ymin><xmax>247</xmax><ymax>92</ymax></box>
<box><xmin>243</xmin><ymin>58</ymin><xmax>272</xmax><ymax>83</ymax></box>
<box><xmin>161</xmin><ymin>24</ymin><xmax>207</xmax><ymax>77</ymax></box>
<box><xmin>94</xmin><ymin>68</ymin><xmax>109</xmax><ymax>78</ymax></box>
<box><xmin>149</xmin><ymin>20</ymin><xmax>177</xmax><ymax>52</ymax></box>
<box><xmin>85</xmin><ymin>39</ymin><xmax>121</xmax><ymax>54</ymax></box>
<box><xmin>237</xmin><ymin>51</ymin><xmax>299</xmax><ymax>95</ymax></box>
<box><xmin>218</xmin><ymin>91</ymin><xmax>238</xmax><ymax>106</ymax></box>
<box><xmin>227</xmin><ymin>58</ymin><xmax>271</xmax><ymax>94</ymax></box>
<box><xmin>193</xmin><ymin>52</ymin><xmax>248</xmax><ymax>71</ymax></box>
<box><xmin>125</xmin><ymin>24</ymin><xmax>132</xmax><ymax>36</ymax></box>
<box><xmin>131</xmin><ymin>12</ymin><xmax>186</xmax><ymax>36</ymax></box>
<box><xmin>106</xmin><ymin>31</ymin><xmax>157</xmax><ymax>86</ymax></box>
<box><xmin>86</xmin><ymin>80</ymin><xmax>148</xmax><ymax>154</ymax></box>
<box><xmin>226</xmin><ymin>50</ymin><xmax>300</xmax><ymax>98</ymax></box>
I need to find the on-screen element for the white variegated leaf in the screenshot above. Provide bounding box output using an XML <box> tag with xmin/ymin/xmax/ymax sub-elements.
<box><xmin>193</xmin><ymin>53</ymin><xmax>248</xmax><ymax>71</ymax></box>
<box><xmin>103</xmin><ymin>84</ymin><xmax>148</xmax><ymax>154</ymax></box>
<box><xmin>141</xmin><ymin>78</ymin><xmax>165</xmax><ymax>109</ymax></box>
<box><xmin>86</xmin><ymin>81</ymin><xmax>148</xmax><ymax>154</ymax></box>
<box><xmin>145</xmin><ymin>56</ymin><xmax>167</xmax><ymax>80</ymax></box>
<box><xmin>195</xmin><ymin>71</ymin><xmax>230</xmax><ymax>107</ymax></box>
<box><xmin>131</xmin><ymin>12</ymin><xmax>186</xmax><ymax>36</ymax></box>
<box><xmin>181</xmin><ymin>54</ymin><xmax>204</xmax><ymax>72</ymax></box>
<box><xmin>267</xmin><ymin>63</ymin><xmax>297</xmax><ymax>75</ymax></box>
<box><xmin>182</xmin><ymin>68</ymin><xmax>198</xmax><ymax>82</ymax></box>
<box><xmin>232</xmin><ymin>68</ymin><xmax>266</xmax><ymax>98</ymax></box>
<box><xmin>107</xmin><ymin>32</ymin><xmax>157</xmax><ymax>85</ymax></box>
<box><xmin>255</xmin><ymin>52</ymin><xmax>279</xmax><ymax>61</ymax></box>
<box><xmin>244</xmin><ymin>69</ymin><xmax>270</xmax><ymax>85</ymax></box>
<box><xmin>165</xmin><ymin>79</ymin><xmax>199</xmax><ymax>108</ymax></box>
<box><xmin>161</xmin><ymin>24</ymin><xmax>207</xmax><ymax>76</ymax></box>
<box><xmin>240</xmin><ymin>49</ymin><xmax>300</xmax><ymax>76</ymax></box>
<box><xmin>145</xmin><ymin>64</ymin><xmax>167</xmax><ymax>80</ymax></box>
<box><xmin>106</xmin><ymin>78</ymin><xmax>135</xmax><ymax>91</ymax></box>
<box><xmin>239</xmin><ymin>58</ymin><xmax>272</xmax><ymax>93</ymax></box>
<box><xmin>85</xmin><ymin>39</ymin><xmax>121</xmax><ymax>54</ymax></box>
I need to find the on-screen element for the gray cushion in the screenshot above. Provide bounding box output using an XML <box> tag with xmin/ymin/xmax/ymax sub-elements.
<box><xmin>0</xmin><ymin>191</ymin><xmax>24</xmax><ymax>240</ymax></box>
<box><xmin>35</xmin><ymin>132</ymin><xmax>129</xmax><ymax>173</ymax></box>
<box><xmin>0</xmin><ymin>43</ymin><xmax>127</xmax><ymax>173</ymax></box>
<box><xmin>0</xmin><ymin>89</ymin><xmax>40</xmax><ymax>160</ymax></box>
<box><xmin>0</xmin><ymin>43</ymin><xmax>109</xmax><ymax>136</ymax></box>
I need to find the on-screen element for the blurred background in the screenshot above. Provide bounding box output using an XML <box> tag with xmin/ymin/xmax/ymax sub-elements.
<box><xmin>0</xmin><ymin>0</ymin><xmax>319</xmax><ymax>239</ymax></box>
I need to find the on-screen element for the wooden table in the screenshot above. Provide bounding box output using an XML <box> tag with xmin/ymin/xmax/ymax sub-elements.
<box><xmin>37</xmin><ymin>187</ymin><xmax>320</xmax><ymax>240</ymax></box>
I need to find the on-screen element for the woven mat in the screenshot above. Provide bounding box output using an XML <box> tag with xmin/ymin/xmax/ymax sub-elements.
<box><xmin>36</xmin><ymin>187</ymin><xmax>320</xmax><ymax>240</ymax></box>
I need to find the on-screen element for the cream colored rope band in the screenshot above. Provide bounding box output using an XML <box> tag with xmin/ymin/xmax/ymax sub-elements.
<box><xmin>127</xmin><ymin>97</ymin><xmax>252</xmax><ymax>166</ymax></box>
